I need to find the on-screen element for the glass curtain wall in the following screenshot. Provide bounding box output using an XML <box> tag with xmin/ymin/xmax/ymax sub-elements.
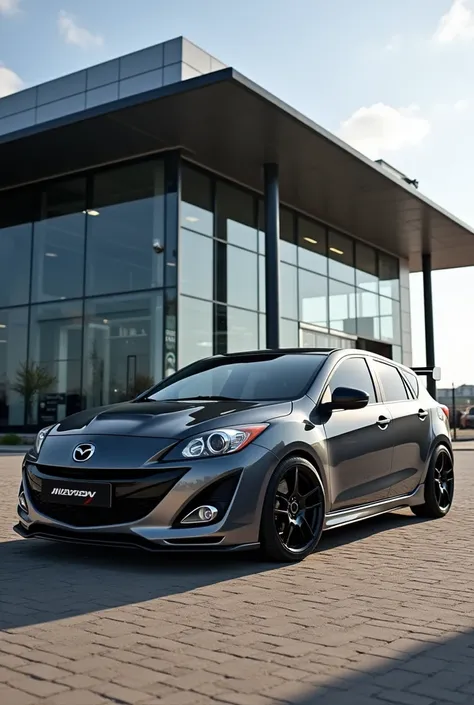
<box><xmin>0</xmin><ymin>156</ymin><xmax>169</xmax><ymax>430</ymax></box>
<box><xmin>179</xmin><ymin>162</ymin><xmax>402</xmax><ymax>364</ymax></box>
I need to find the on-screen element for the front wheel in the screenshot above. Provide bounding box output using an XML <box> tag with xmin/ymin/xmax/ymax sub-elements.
<box><xmin>260</xmin><ymin>456</ymin><xmax>326</xmax><ymax>562</ymax></box>
<box><xmin>411</xmin><ymin>445</ymin><xmax>454</xmax><ymax>519</ymax></box>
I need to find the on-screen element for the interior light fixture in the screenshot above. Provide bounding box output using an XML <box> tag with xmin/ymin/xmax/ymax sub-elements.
<box><xmin>0</xmin><ymin>340</ymin><xmax>6</xmax><ymax>344</ymax></box>
<box><xmin>330</xmin><ymin>247</ymin><xmax>344</xmax><ymax>255</ymax></box>
<box><xmin>166</xmin><ymin>261</ymin><xmax>176</xmax><ymax>267</ymax></box>
<box><xmin>82</xmin><ymin>209</ymin><xmax>100</xmax><ymax>216</ymax></box>
<box><xmin>0</xmin><ymin>324</ymin><xmax>5</xmax><ymax>329</ymax></box>
<box><xmin>304</xmin><ymin>237</ymin><xmax>318</xmax><ymax>245</ymax></box>
<box><xmin>103</xmin><ymin>319</ymin><xmax>108</xmax><ymax>324</ymax></box>
<box><xmin>45</xmin><ymin>252</ymin><xmax>58</xmax><ymax>258</ymax></box>
<box><xmin>185</xmin><ymin>216</ymin><xmax>199</xmax><ymax>223</ymax></box>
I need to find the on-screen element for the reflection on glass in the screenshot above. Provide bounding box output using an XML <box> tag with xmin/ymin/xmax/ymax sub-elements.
<box><xmin>328</xmin><ymin>231</ymin><xmax>355</xmax><ymax>284</ymax></box>
<box><xmin>86</xmin><ymin>160</ymin><xmax>165</xmax><ymax>296</ymax></box>
<box><xmin>259</xmin><ymin>256</ymin><xmax>266</xmax><ymax>313</ymax></box>
<box><xmin>380</xmin><ymin>296</ymin><xmax>401</xmax><ymax>343</ymax></box>
<box><xmin>32</xmin><ymin>178</ymin><xmax>87</xmax><ymax>302</ymax></box>
<box><xmin>29</xmin><ymin>300</ymin><xmax>83</xmax><ymax>425</ymax></box>
<box><xmin>181</xmin><ymin>166</ymin><xmax>213</xmax><ymax>236</ymax></box>
<box><xmin>280</xmin><ymin>263</ymin><xmax>298</xmax><ymax>320</ymax></box>
<box><xmin>298</xmin><ymin>218</ymin><xmax>327</xmax><ymax>275</ymax></box>
<box><xmin>280</xmin><ymin>318</ymin><xmax>298</xmax><ymax>347</ymax></box>
<box><xmin>180</xmin><ymin>229</ymin><xmax>213</xmax><ymax>300</ymax></box>
<box><xmin>259</xmin><ymin>313</ymin><xmax>266</xmax><ymax>350</ymax></box>
<box><xmin>0</xmin><ymin>225</ymin><xmax>32</xmax><ymax>307</ymax></box>
<box><xmin>355</xmin><ymin>242</ymin><xmax>378</xmax><ymax>293</ymax></box>
<box><xmin>179</xmin><ymin>295</ymin><xmax>213</xmax><ymax>367</ymax></box>
<box><xmin>227</xmin><ymin>246</ymin><xmax>258</xmax><ymax>310</ymax></box>
<box><xmin>301</xmin><ymin>327</ymin><xmax>356</xmax><ymax>350</ymax></box>
<box><xmin>379</xmin><ymin>253</ymin><xmax>400</xmax><ymax>299</ymax></box>
<box><xmin>227</xmin><ymin>307</ymin><xmax>259</xmax><ymax>353</ymax></box>
<box><xmin>258</xmin><ymin>205</ymin><xmax>297</xmax><ymax>264</ymax></box>
<box><xmin>298</xmin><ymin>269</ymin><xmax>328</xmax><ymax>329</ymax></box>
<box><xmin>84</xmin><ymin>292</ymin><xmax>163</xmax><ymax>408</ymax></box>
<box><xmin>329</xmin><ymin>279</ymin><xmax>356</xmax><ymax>335</ymax></box>
<box><xmin>217</xmin><ymin>182</ymin><xmax>257</xmax><ymax>251</ymax></box>
<box><xmin>356</xmin><ymin>289</ymin><xmax>380</xmax><ymax>340</ymax></box>
<box><xmin>0</xmin><ymin>307</ymin><xmax>28</xmax><ymax>426</ymax></box>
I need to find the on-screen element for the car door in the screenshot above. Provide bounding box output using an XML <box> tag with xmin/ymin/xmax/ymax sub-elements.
<box><xmin>322</xmin><ymin>355</ymin><xmax>395</xmax><ymax>511</ymax></box>
<box><xmin>370</xmin><ymin>359</ymin><xmax>432</xmax><ymax>498</ymax></box>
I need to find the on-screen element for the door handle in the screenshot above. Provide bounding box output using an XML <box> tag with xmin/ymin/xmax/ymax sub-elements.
<box><xmin>418</xmin><ymin>409</ymin><xmax>428</xmax><ymax>421</ymax></box>
<box><xmin>377</xmin><ymin>415</ymin><xmax>391</xmax><ymax>430</ymax></box>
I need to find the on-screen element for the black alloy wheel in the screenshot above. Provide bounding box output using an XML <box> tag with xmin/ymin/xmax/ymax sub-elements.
<box><xmin>260</xmin><ymin>456</ymin><xmax>325</xmax><ymax>562</ymax></box>
<box><xmin>411</xmin><ymin>445</ymin><xmax>454</xmax><ymax>519</ymax></box>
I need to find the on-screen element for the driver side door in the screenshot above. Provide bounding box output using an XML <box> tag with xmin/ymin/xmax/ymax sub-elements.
<box><xmin>322</xmin><ymin>356</ymin><xmax>394</xmax><ymax>511</ymax></box>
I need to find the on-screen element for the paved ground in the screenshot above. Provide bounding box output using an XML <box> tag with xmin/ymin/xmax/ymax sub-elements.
<box><xmin>1</xmin><ymin>454</ymin><xmax>474</xmax><ymax>705</ymax></box>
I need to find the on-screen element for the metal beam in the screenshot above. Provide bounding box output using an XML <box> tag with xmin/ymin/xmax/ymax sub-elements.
<box><xmin>263</xmin><ymin>163</ymin><xmax>280</xmax><ymax>349</ymax></box>
<box><xmin>422</xmin><ymin>252</ymin><xmax>436</xmax><ymax>399</ymax></box>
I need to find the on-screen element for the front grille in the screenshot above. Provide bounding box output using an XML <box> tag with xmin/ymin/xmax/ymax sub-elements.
<box><xmin>35</xmin><ymin>464</ymin><xmax>165</xmax><ymax>480</ymax></box>
<box><xmin>25</xmin><ymin>466</ymin><xmax>185</xmax><ymax>528</ymax></box>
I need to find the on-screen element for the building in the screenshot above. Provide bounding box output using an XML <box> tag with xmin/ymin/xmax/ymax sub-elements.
<box><xmin>1</xmin><ymin>37</ymin><xmax>474</xmax><ymax>431</ymax></box>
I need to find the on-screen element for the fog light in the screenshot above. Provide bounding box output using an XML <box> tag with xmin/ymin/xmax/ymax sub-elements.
<box><xmin>18</xmin><ymin>492</ymin><xmax>28</xmax><ymax>513</ymax></box>
<box><xmin>181</xmin><ymin>505</ymin><xmax>219</xmax><ymax>525</ymax></box>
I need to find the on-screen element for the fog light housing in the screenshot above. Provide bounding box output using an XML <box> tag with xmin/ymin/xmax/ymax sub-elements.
<box><xmin>181</xmin><ymin>505</ymin><xmax>219</xmax><ymax>525</ymax></box>
<box><xmin>18</xmin><ymin>491</ymin><xmax>28</xmax><ymax>513</ymax></box>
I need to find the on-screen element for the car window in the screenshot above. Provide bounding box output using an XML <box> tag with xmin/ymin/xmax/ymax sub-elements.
<box><xmin>374</xmin><ymin>361</ymin><xmax>409</xmax><ymax>402</ymax></box>
<box><xmin>401</xmin><ymin>369</ymin><xmax>419</xmax><ymax>398</ymax></box>
<box><xmin>326</xmin><ymin>357</ymin><xmax>376</xmax><ymax>404</ymax></box>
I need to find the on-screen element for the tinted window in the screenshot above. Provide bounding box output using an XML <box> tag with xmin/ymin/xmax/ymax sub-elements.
<box><xmin>147</xmin><ymin>353</ymin><xmax>327</xmax><ymax>402</ymax></box>
<box><xmin>327</xmin><ymin>357</ymin><xmax>376</xmax><ymax>404</ymax></box>
<box><xmin>374</xmin><ymin>361</ymin><xmax>408</xmax><ymax>402</ymax></box>
<box><xmin>401</xmin><ymin>369</ymin><xmax>419</xmax><ymax>398</ymax></box>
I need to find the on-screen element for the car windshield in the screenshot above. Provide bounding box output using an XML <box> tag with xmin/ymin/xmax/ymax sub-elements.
<box><xmin>144</xmin><ymin>353</ymin><xmax>327</xmax><ymax>402</ymax></box>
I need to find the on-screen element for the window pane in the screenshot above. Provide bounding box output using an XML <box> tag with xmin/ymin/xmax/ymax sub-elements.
<box><xmin>0</xmin><ymin>307</ymin><xmax>28</xmax><ymax>426</ymax></box>
<box><xmin>0</xmin><ymin>224</ymin><xmax>32</xmax><ymax>307</ymax></box>
<box><xmin>227</xmin><ymin>307</ymin><xmax>258</xmax><ymax>352</ymax></box>
<box><xmin>374</xmin><ymin>360</ymin><xmax>408</xmax><ymax>402</ymax></box>
<box><xmin>329</xmin><ymin>279</ymin><xmax>356</xmax><ymax>335</ymax></box>
<box><xmin>259</xmin><ymin>256</ymin><xmax>266</xmax><ymax>312</ymax></box>
<box><xmin>216</xmin><ymin>182</ymin><xmax>257</xmax><ymax>251</ymax></box>
<box><xmin>83</xmin><ymin>292</ymin><xmax>163</xmax><ymax>408</ymax></box>
<box><xmin>280</xmin><ymin>263</ymin><xmax>298</xmax><ymax>320</ymax></box>
<box><xmin>32</xmin><ymin>177</ymin><xmax>86</xmax><ymax>302</ymax></box>
<box><xmin>392</xmin><ymin>345</ymin><xmax>402</xmax><ymax>364</ymax></box>
<box><xmin>227</xmin><ymin>246</ymin><xmax>258</xmax><ymax>310</ymax></box>
<box><xmin>86</xmin><ymin>160</ymin><xmax>164</xmax><ymax>296</ymax></box>
<box><xmin>380</xmin><ymin>296</ymin><xmax>401</xmax><ymax>343</ymax></box>
<box><xmin>180</xmin><ymin>229</ymin><xmax>213</xmax><ymax>300</ymax></box>
<box><xmin>178</xmin><ymin>296</ymin><xmax>213</xmax><ymax>367</ymax></box>
<box><xmin>181</xmin><ymin>166</ymin><xmax>213</xmax><ymax>236</ymax></box>
<box><xmin>327</xmin><ymin>357</ymin><xmax>376</xmax><ymax>404</ymax></box>
<box><xmin>259</xmin><ymin>314</ymin><xmax>266</xmax><ymax>349</ymax></box>
<box><xmin>356</xmin><ymin>289</ymin><xmax>380</xmax><ymax>340</ymax></box>
<box><xmin>379</xmin><ymin>253</ymin><xmax>400</xmax><ymax>299</ymax></box>
<box><xmin>355</xmin><ymin>242</ymin><xmax>378</xmax><ymax>293</ymax></box>
<box><xmin>29</xmin><ymin>300</ymin><xmax>83</xmax><ymax>425</ymax></box>
<box><xmin>328</xmin><ymin>231</ymin><xmax>354</xmax><ymax>284</ymax></box>
<box><xmin>280</xmin><ymin>318</ymin><xmax>299</xmax><ymax>347</ymax></box>
<box><xmin>298</xmin><ymin>269</ymin><xmax>328</xmax><ymax>328</ymax></box>
<box><xmin>298</xmin><ymin>218</ymin><xmax>327</xmax><ymax>275</ymax></box>
<box><xmin>279</xmin><ymin>209</ymin><xmax>297</xmax><ymax>264</ymax></box>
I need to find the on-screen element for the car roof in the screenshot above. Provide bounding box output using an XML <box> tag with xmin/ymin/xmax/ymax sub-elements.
<box><xmin>220</xmin><ymin>348</ymin><xmax>336</xmax><ymax>357</ymax></box>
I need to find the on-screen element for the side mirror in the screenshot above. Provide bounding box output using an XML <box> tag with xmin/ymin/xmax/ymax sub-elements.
<box><xmin>330</xmin><ymin>386</ymin><xmax>369</xmax><ymax>411</ymax></box>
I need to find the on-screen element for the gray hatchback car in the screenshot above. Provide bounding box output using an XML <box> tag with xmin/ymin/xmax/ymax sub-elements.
<box><xmin>15</xmin><ymin>348</ymin><xmax>454</xmax><ymax>562</ymax></box>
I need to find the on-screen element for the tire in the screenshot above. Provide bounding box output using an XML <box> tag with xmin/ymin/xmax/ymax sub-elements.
<box><xmin>411</xmin><ymin>445</ymin><xmax>454</xmax><ymax>519</ymax></box>
<box><xmin>259</xmin><ymin>455</ymin><xmax>326</xmax><ymax>563</ymax></box>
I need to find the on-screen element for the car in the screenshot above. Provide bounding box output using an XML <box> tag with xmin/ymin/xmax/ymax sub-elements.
<box><xmin>460</xmin><ymin>406</ymin><xmax>474</xmax><ymax>429</ymax></box>
<box><xmin>14</xmin><ymin>348</ymin><xmax>454</xmax><ymax>563</ymax></box>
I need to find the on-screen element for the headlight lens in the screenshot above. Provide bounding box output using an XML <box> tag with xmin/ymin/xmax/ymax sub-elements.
<box><xmin>34</xmin><ymin>426</ymin><xmax>53</xmax><ymax>455</ymax></box>
<box><xmin>182</xmin><ymin>424</ymin><xmax>268</xmax><ymax>459</ymax></box>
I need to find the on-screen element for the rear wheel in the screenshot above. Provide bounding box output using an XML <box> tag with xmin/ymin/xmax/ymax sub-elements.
<box><xmin>260</xmin><ymin>456</ymin><xmax>325</xmax><ymax>562</ymax></box>
<box><xmin>411</xmin><ymin>445</ymin><xmax>454</xmax><ymax>519</ymax></box>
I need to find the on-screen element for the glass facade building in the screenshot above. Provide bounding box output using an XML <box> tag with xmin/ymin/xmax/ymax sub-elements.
<box><xmin>0</xmin><ymin>153</ymin><xmax>402</xmax><ymax>431</ymax></box>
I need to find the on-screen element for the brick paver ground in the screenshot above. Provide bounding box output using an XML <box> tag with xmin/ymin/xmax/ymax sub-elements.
<box><xmin>1</xmin><ymin>453</ymin><xmax>473</xmax><ymax>705</ymax></box>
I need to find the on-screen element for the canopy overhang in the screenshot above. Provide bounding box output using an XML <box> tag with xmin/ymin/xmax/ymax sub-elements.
<box><xmin>1</xmin><ymin>67</ymin><xmax>472</xmax><ymax>272</ymax></box>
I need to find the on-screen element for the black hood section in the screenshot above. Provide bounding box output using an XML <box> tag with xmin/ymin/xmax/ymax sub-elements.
<box><xmin>51</xmin><ymin>399</ymin><xmax>292</xmax><ymax>438</ymax></box>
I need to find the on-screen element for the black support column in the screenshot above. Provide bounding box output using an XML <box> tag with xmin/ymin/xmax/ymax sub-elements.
<box><xmin>422</xmin><ymin>252</ymin><xmax>436</xmax><ymax>399</ymax></box>
<box><xmin>263</xmin><ymin>163</ymin><xmax>280</xmax><ymax>349</ymax></box>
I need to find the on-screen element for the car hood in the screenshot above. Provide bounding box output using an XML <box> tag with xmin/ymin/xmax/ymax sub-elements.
<box><xmin>49</xmin><ymin>399</ymin><xmax>292</xmax><ymax>439</ymax></box>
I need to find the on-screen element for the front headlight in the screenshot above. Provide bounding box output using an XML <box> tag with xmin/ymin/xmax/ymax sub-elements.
<box><xmin>182</xmin><ymin>424</ymin><xmax>268</xmax><ymax>459</ymax></box>
<box><xmin>34</xmin><ymin>426</ymin><xmax>54</xmax><ymax>455</ymax></box>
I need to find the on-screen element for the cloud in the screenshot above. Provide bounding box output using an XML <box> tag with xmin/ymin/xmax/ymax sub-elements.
<box><xmin>433</xmin><ymin>0</ymin><xmax>474</xmax><ymax>43</ymax></box>
<box><xmin>0</xmin><ymin>0</ymin><xmax>20</xmax><ymax>15</ymax></box>
<box><xmin>338</xmin><ymin>103</ymin><xmax>431</xmax><ymax>160</ymax></box>
<box><xmin>58</xmin><ymin>10</ymin><xmax>103</xmax><ymax>50</ymax></box>
<box><xmin>0</xmin><ymin>65</ymin><xmax>23</xmax><ymax>98</ymax></box>
<box><xmin>385</xmin><ymin>34</ymin><xmax>403</xmax><ymax>52</ymax></box>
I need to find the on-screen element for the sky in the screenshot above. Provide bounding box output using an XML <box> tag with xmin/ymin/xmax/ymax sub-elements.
<box><xmin>0</xmin><ymin>0</ymin><xmax>473</xmax><ymax>386</ymax></box>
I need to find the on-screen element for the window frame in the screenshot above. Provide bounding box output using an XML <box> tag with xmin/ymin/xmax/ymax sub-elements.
<box><xmin>370</xmin><ymin>359</ymin><xmax>411</xmax><ymax>404</ymax></box>
<box><xmin>318</xmin><ymin>354</ymin><xmax>379</xmax><ymax>408</ymax></box>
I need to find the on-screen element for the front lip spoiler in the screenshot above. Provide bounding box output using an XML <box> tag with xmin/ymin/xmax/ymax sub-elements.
<box><xmin>13</xmin><ymin>523</ymin><xmax>260</xmax><ymax>554</ymax></box>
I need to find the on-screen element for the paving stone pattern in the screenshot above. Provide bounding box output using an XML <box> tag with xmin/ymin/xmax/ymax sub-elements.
<box><xmin>1</xmin><ymin>453</ymin><xmax>473</xmax><ymax>704</ymax></box>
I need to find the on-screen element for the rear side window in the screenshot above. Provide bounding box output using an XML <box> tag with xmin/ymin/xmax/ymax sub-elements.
<box><xmin>401</xmin><ymin>369</ymin><xmax>419</xmax><ymax>398</ymax></box>
<box><xmin>374</xmin><ymin>361</ymin><xmax>409</xmax><ymax>402</ymax></box>
<box><xmin>327</xmin><ymin>357</ymin><xmax>376</xmax><ymax>404</ymax></box>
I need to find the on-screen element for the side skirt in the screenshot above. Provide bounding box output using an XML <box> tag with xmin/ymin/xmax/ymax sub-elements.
<box><xmin>323</xmin><ymin>484</ymin><xmax>425</xmax><ymax>531</ymax></box>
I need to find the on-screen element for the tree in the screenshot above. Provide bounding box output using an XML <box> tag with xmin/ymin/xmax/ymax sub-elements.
<box><xmin>12</xmin><ymin>362</ymin><xmax>57</xmax><ymax>425</ymax></box>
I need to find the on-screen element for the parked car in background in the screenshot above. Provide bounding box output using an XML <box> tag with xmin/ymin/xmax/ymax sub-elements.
<box><xmin>460</xmin><ymin>407</ymin><xmax>474</xmax><ymax>429</ymax></box>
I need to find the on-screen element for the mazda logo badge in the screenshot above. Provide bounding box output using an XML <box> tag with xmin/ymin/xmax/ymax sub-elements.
<box><xmin>72</xmin><ymin>443</ymin><xmax>96</xmax><ymax>462</ymax></box>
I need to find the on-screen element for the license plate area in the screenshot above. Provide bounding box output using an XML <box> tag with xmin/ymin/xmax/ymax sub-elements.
<box><xmin>41</xmin><ymin>479</ymin><xmax>112</xmax><ymax>508</ymax></box>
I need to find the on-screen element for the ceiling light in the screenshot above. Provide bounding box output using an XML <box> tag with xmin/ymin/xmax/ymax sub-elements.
<box><xmin>167</xmin><ymin>261</ymin><xmax>176</xmax><ymax>267</ymax></box>
<box><xmin>45</xmin><ymin>252</ymin><xmax>57</xmax><ymax>258</ymax></box>
<box><xmin>83</xmin><ymin>209</ymin><xmax>100</xmax><ymax>216</ymax></box>
<box><xmin>185</xmin><ymin>216</ymin><xmax>199</xmax><ymax>223</ymax></box>
<box><xmin>330</xmin><ymin>247</ymin><xmax>344</xmax><ymax>256</ymax></box>
<box><xmin>0</xmin><ymin>324</ymin><xmax>5</xmax><ymax>329</ymax></box>
<box><xmin>103</xmin><ymin>319</ymin><xmax>108</xmax><ymax>324</ymax></box>
<box><xmin>304</xmin><ymin>237</ymin><xmax>318</xmax><ymax>245</ymax></box>
<box><xmin>0</xmin><ymin>340</ymin><xmax>6</xmax><ymax>344</ymax></box>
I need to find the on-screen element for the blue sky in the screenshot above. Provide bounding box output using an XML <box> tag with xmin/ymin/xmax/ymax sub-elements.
<box><xmin>1</xmin><ymin>0</ymin><xmax>473</xmax><ymax>385</ymax></box>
